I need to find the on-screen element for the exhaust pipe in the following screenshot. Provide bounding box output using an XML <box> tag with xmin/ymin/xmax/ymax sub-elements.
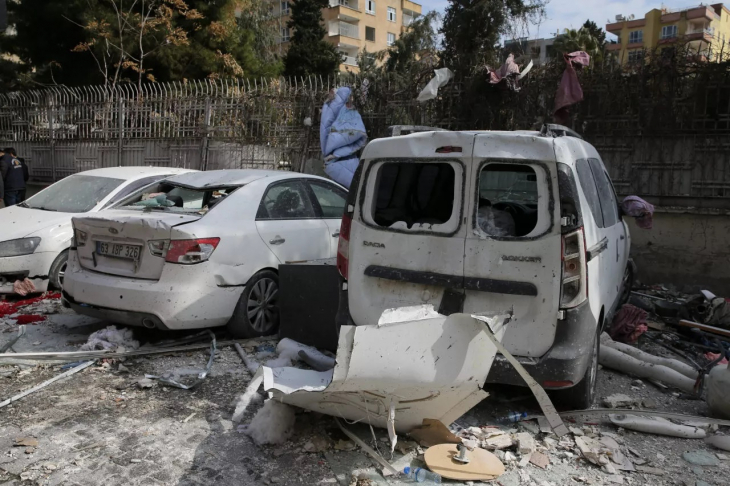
<box><xmin>142</xmin><ymin>318</ymin><xmax>156</xmax><ymax>329</ymax></box>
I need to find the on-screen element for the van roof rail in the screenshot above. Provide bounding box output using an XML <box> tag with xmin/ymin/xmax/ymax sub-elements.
<box><xmin>540</xmin><ymin>124</ymin><xmax>583</xmax><ymax>140</ymax></box>
<box><xmin>387</xmin><ymin>125</ymin><xmax>449</xmax><ymax>137</ymax></box>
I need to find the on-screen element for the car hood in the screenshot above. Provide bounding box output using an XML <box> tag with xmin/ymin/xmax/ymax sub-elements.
<box><xmin>0</xmin><ymin>205</ymin><xmax>75</xmax><ymax>241</ymax></box>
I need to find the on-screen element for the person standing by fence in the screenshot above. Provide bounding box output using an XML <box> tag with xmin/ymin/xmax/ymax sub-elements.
<box><xmin>0</xmin><ymin>147</ymin><xmax>26</xmax><ymax>206</ymax></box>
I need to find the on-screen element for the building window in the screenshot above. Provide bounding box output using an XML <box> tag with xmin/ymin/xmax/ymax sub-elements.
<box><xmin>387</xmin><ymin>7</ymin><xmax>396</xmax><ymax>22</ymax></box>
<box><xmin>387</xmin><ymin>32</ymin><xmax>395</xmax><ymax>46</ymax></box>
<box><xmin>661</xmin><ymin>25</ymin><xmax>677</xmax><ymax>40</ymax></box>
<box><xmin>281</xmin><ymin>1</ymin><xmax>289</xmax><ymax>14</ymax></box>
<box><xmin>628</xmin><ymin>30</ymin><xmax>643</xmax><ymax>44</ymax></box>
<box><xmin>366</xmin><ymin>26</ymin><xmax>376</xmax><ymax>42</ymax></box>
<box><xmin>366</xmin><ymin>0</ymin><xmax>375</xmax><ymax>14</ymax></box>
<box><xmin>281</xmin><ymin>27</ymin><xmax>290</xmax><ymax>42</ymax></box>
<box><xmin>627</xmin><ymin>49</ymin><xmax>644</xmax><ymax>64</ymax></box>
<box><xmin>530</xmin><ymin>46</ymin><xmax>541</xmax><ymax>58</ymax></box>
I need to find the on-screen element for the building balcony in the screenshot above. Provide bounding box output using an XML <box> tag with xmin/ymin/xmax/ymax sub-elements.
<box><xmin>606</xmin><ymin>43</ymin><xmax>621</xmax><ymax>51</ymax></box>
<box><xmin>329</xmin><ymin>0</ymin><xmax>360</xmax><ymax>11</ymax></box>
<box><xmin>329</xmin><ymin>21</ymin><xmax>359</xmax><ymax>39</ymax></box>
<box><xmin>401</xmin><ymin>0</ymin><xmax>421</xmax><ymax>13</ymax></box>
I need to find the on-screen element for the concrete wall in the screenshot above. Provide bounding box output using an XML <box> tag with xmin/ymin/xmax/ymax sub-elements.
<box><xmin>627</xmin><ymin>212</ymin><xmax>730</xmax><ymax>295</ymax></box>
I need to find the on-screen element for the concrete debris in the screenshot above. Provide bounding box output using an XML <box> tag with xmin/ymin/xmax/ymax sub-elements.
<box><xmin>240</xmin><ymin>400</ymin><xmax>296</xmax><ymax>446</ymax></box>
<box><xmin>80</xmin><ymin>326</ymin><xmax>140</xmax><ymax>352</ymax></box>
<box><xmin>682</xmin><ymin>450</ymin><xmax>720</xmax><ymax>466</ymax></box>
<box><xmin>137</xmin><ymin>378</ymin><xmax>154</xmax><ymax>389</ymax></box>
<box><xmin>529</xmin><ymin>451</ymin><xmax>550</xmax><ymax>469</ymax></box>
<box><xmin>569</xmin><ymin>426</ymin><xmax>585</xmax><ymax>436</ymax></box>
<box><xmin>484</xmin><ymin>434</ymin><xmax>513</xmax><ymax>450</ymax></box>
<box><xmin>334</xmin><ymin>440</ymin><xmax>356</xmax><ymax>451</ymax></box>
<box><xmin>14</xmin><ymin>437</ymin><xmax>39</xmax><ymax>447</ymax></box>
<box><xmin>707</xmin><ymin>361</ymin><xmax>730</xmax><ymax>420</ymax></box>
<box><xmin>635</xmin><ymin>465</ymin><xmax>665</xmax><ymax>475</ymax></box>
<box><xmin>303</xmin><ymin>435</ymin><xmax>330</xmax><ymax>453</ymax></box>
<box><xmin>515</xmin><ymin>432</ymin><xmax>536</xmax><ymax>455</ymax></box>
<box><xmin>603</xmin><ymin>393</ymin><xmax>640</xmax><ymax>409</ymax></box>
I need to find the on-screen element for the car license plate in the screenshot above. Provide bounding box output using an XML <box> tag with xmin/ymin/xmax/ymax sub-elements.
<box><xmin>96</xmin><ymin>242</ymin><xmax>141</xmax><ymax>261</ymax></box>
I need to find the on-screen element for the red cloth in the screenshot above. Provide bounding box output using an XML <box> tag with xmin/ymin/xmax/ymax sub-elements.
<box><xmin>705</xmin><ymin>352</ymin><xmax>729</xmax><ymax>366</ymax></box>
<box><xmin>15</xmin><ymin>315</ymin><xmax>46</xmax><ymax>324</ymax></box>
<box><xmin>554</xmin><ymin>51</ymin><xmax>590</xmax><ymax>123</ymax></box>
<box><xmin>0</xmin><ymin>292</ymin><xmax>61</xmax><ymax>318</ymax></box>
<box><xmin>609</xmin><ymin>304</ymin><xmax>648</xmax><ymax>343</ymax></box>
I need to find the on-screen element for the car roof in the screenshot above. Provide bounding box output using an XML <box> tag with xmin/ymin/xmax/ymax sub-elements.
<box><xmin>72</xmin><ymin>166</ymin><xmax>195</xmax><ymax>179</ymax></box>
<box><xmin>163</xmin><ymin>169</ymin><xmax>338</xmax><ymax>189</ymax></box>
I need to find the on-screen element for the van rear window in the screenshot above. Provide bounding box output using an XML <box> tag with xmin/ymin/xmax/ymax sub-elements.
<box><xmin>371</xmin><ymin>162</ymin><xmax>456</xmax><ymax>229</ymax></box>
<box><xmin>477</xmin><ymin>164</ymin><xmax>539</xmax><ymax>237</ymax></box>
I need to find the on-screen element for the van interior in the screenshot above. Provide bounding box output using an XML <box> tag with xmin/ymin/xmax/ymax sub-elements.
<box><xmin>477</xmin><ymin>164</ymin><xmax>538</xmax><ymax>237</ymax></box>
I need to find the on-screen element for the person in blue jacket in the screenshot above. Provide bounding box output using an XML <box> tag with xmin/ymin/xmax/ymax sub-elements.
<box><xmin>0</xmin><ymin>147</ymin><xmax>27</xmax><ymax>206</ymax></box>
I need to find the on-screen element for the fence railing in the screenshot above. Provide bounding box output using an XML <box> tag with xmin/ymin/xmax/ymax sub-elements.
<box><xmin>329</xmin><ymin>0</ymin><xmax>359</xmax><ymax>10</ymax></box>
<box><xmin>329</xmin><ymin>21</ymin><xmax>359</xmax><ymax>39</ymax></box>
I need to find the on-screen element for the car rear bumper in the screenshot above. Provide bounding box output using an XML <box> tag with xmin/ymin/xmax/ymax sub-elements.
<box><xmin>485</xmin><ymin>300</ymin><xmax>598</xmax><ymax>389</ymax></box>
<box><xmin>0</xmin><ymin>253</ymin><xmax>55</xmax><ymax>294</ymax></box>
<box><xmin>63</xmin><ymin>252</ymin><xmax>242</xmax><ymax>330</ymax></box>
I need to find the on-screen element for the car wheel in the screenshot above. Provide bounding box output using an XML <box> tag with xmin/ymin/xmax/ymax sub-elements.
<box><xmin>49</xmin><ymin>251</ymin><xmax>69</xmax><ymax>291</ymax></box>
<box><xmin>227</xmin><ymin>270</ymin><xmax>280</xmax><ymax>338</ymax></box>
<box><xmin>550</xmin><ymin>328</ymin><xmax>600</xmax><ymax>410</ymax></box>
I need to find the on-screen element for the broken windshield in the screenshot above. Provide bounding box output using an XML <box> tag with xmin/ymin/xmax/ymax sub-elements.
<box><xmin>24</xmin><ymin>175</ymin><xmax>125</xmax><ymax>213</ymax></box>
<box><xmin>120</xmin><ymin>182</ymin><xmax>238</xmax><ymax>214</ymax></box>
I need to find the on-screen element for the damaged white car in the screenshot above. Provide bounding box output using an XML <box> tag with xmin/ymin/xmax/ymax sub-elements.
<box><xmin>62</xmin><ymin>170</ymin><xmax>347</xmax><ymax>336</ymax></box>
<box><xmin>0</xmin><ymin>167</ymin><xmax>194</xmax><ymax>294</ymax></box>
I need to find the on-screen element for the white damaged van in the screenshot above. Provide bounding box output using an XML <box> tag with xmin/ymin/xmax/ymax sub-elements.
<box><xmin>335</xmin><ymin>125</ymin><xmax>635</xmax><ymax>409</ymax></box>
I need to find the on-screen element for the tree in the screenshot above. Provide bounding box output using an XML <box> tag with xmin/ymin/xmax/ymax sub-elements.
<box><xmin>440</xmin><ymin>0</ymin><xmax>546</xmax><ymax>75</ymax></box>
<box><xmin>283</xmin><ymin>0</ymin><xmax>341</xmax><ymax>78</ymax></box>
<box><xmin>552</xmin><ymin>27</ymin><xmax>602</xmax><ymax>62</ymax></box>
<box><xmin>380</xmin><ymin>11</ymin><xmax>439</xmax><ymax>76</ymax></box>
<box><xmin>582</xmin><ymin>20</ymin><xmax>606</xmax><ymax>47</ymax></box>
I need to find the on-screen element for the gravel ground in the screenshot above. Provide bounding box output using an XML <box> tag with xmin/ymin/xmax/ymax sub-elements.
<box><xmin>1</xmin><ymin>304</ymin><xmax>728</xmax><ymax>486</ymax></box>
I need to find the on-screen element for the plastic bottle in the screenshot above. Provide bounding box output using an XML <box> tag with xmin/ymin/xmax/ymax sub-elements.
<box><xmin>495</xmin><ymin>411</ymin><xmax>528</xmax><ymax>424</ymax></box>
<box><xmin>403</xmin><ymin>467</ymin><xmax>442</xmax><ymax>483</ymax></box>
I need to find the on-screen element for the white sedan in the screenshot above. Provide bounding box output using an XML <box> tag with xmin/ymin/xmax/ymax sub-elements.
<box><xmin>0</xmin><ymin>166</ymin><xmax>195</xmax><ymax>294</ymax></box>
<box><xmin>63</xmin><ymin>169</ymin><xmax>347</xmax><ymax>337</ymax></box>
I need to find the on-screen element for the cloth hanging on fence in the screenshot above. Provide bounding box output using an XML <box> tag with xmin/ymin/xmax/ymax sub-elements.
<box><xmin>320</xmin><ymin>87</ymin><xmax>367</xmax><ymax>189</ymax></box>
<box><xmin>621</xmin><ymin>195</ymin><xmax>655</xmax><ymax>229</ymax></box>
<box><xmin>417</xmin><ymin>68</ymin><xmax>454</xmax><ymax>102</ymax></box>
<box><xmin>554</xmin><ymin>51</ymin><xmax>590</xmax><ymax>124</ymax></box>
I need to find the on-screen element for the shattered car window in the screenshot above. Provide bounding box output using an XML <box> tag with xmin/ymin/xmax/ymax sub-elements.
<box><xmin>477</xmin><ymin>164</ymin><xmax>539</xmax><ymax>237</ymax></box>
<box><xmin>24</xmin><ymin>175</ymin><xmax>124</xmax><ymax>213</ymax></box>
<box><xmin>120</xmin><ymin>182</ymin><xmax>237</xmax><ymax>213</ymax></box>
<box><xmin>372</xmin><ymin>162</ymin><xmax>456</xmax><ymax>229</ymax></box>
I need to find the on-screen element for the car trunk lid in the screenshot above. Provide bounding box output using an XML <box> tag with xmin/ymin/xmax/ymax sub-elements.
<box><xmin>73</xmin><ymin>210</ymin><xmax>200</xmax><ymax>280</ymax></box>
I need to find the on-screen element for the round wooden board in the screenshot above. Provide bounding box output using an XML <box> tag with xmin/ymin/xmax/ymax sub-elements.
<box><xmin>424</xmin><ymin>444</ymin><xmax>505</xmax><ymax>481</ymax></box>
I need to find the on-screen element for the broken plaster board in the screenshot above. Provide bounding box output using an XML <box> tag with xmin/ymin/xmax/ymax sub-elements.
<box><xmin>264</xmin><ymin>312</ymin><xmax>507</xmax><ymax>433</ymax></box>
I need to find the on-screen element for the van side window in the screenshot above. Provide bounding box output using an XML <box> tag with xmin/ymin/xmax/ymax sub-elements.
<box><xmin>477</xmin><ymin>164</ymin><xmax>538</xmax><ymax>237</ymax></box>
<box><xmin>575</xmin><ymin>159</ymin><xmax>604</xmax><ymax>227</ymax></box>
<box><xmin>372</xmin><ymin>162</ymin><xmax>455</xmax><ymax>229</ymax></box>
<box><xmin>588</xmin><ymin>158</ymin><xmax>618</xmax><ymax>227</ymax></box>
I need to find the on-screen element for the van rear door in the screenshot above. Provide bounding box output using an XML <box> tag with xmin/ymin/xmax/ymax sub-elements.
<box><xmin>463</xmin><ymin>133</ymin><xmax>562</xmax><ymax>357</ymax></box>
<box><xmin>347</xmin><ymin>132</ymin><xmax>475</xmax><ymax>326</ymax></box>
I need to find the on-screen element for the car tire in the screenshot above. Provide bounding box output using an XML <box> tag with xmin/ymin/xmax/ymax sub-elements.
<box><xmin>49</xmin><ymin>251</ymin><xmax>69</xmax><ymax>291</ymax></box>
<box><xmin>550</xmin><ymin>327</ymin><xmax>600</xmax><ymax>410</ymax></box>
<box><xmin>227</xmin><ymin>270</ymin><xmax>280</xmax><ymax>339</ymax></box>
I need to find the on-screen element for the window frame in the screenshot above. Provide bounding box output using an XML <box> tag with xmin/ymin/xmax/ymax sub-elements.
<box><xmin>575</xmin><ymin>159</ymin><xmax>605</xmax><ymax>228</ymax></box>
<box><xmin>661</xmin><ymin>25</ymin><xmax>678</xmax><ymax>39</ymax></box>
<box><xmin>359</xmin><ymin>158</ymin><xmax>466</xmax><ymax>238</ymax></box>
<box><xmin>628</xmin><ymin>30</ymin><xmax>643</xmax><ymax>44</ymax></box>
<box><xmin>472</xmin><ymin>159</ymin><xmax>555</xmax><ymax>241</ymax></box>
<box><xmin>305</xmin><ymin>180</ymin><xmax>348</xmax><ymax>219</ymax></box>
<box><xmin>103</xmin><ymin>175</ymin><xmax>171</xmax><ymax>209</ymax></box>
<box><xmin>587</xmin><ymin>158</ymin><xmax>619</xmax><ymax>228</ymax></box>
<box><xmin>281</xmin><ymin>27</ymin><xmax>290</xmax><ymax>42</ymax></box>
<box><xmin>256</xmin><ymin>179</ymin><xmax>318</xmax><ymax>221</ymax></box>
<box><xmin>387</xmin><ymin>6</ymin><xmax>396</xmax><ymax>22</ymax></box>
<box><xmin>387</xmin><ymin>32</ymin><xmax>396</xmax><ymax>46</ymax></box>
<box><xmin>365</xmin><ymin>26</ymin><xmax>376</xmax><ymax>42</ymax></box>
<box><xmin>280</xmin><ymin>1</ymin><xmax>289</xmax><ymax>14</ymax></box>
<box><xmin>366</xmin><ymin>0</ymin><xmax>375</xmax><ymax>14</ymax></box>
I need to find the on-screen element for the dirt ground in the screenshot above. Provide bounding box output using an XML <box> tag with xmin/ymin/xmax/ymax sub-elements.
<box><xmin>1</xmin><ymin>303</ymin><xmax>728</xmax><ymax>486</ymax></box>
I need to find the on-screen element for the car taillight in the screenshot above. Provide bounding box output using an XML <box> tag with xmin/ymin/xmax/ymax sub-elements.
<box><xmin>165</xmin><ymin>238</ymin><xmax>220</xmax><ymax>264</ymax></box>
<box><xmin>74</xmin><ymin>229</ymin><xmax>88</xmax><ymax>247</ymax></box>
<box><xmin>337</xmin><ymin>214</ymin><xmax>352</xmax><ymax>279</ymax></box>
<box><xmin>148</xmin><ymin>239</ymin><xmax>170</xmax><ymax>257</ymax></box>
<box><xmin>560</xmin><ymin>228</ymin><xmax>587</xmax><ymax>308</ymax></box>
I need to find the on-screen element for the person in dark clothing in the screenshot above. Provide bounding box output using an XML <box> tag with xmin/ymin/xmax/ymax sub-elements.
<box><xmin>0</xmin><ymin>147</ymin><xmax>25</xmax><ymax>206</ymax></box>
<box><xmin>18</xmin><ymin>156</ymin><xmax>29</xmax><ymax>202</ymax></box>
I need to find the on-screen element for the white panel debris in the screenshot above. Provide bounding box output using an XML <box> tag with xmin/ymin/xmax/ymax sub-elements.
<box><xmin>239</xmin><ymin>399</ymin><xmax>296</xmax><ymax>446</ymax></box>
<box><xmin>248</xmin><ymin>307</ymin><xmax>510</xmax><ymax>434</ymax></box>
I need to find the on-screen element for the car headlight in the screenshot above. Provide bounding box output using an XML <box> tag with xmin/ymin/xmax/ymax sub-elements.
<box><xmin>0</xmin><ymin>237</ymin><xmax>42</xmax><ymax>257</ymax></box>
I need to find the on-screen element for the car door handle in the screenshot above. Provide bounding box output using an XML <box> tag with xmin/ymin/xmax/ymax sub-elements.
<box><xmin>332</xmin><ymin>232</ymin><xmax>340</xmax><ymax>238</ymax></box>
<box><xmin>620</xmin><ymin>235</ymin><xmax>625</xmax><ymax>240</ymax></box>
<box><xmin>269</xmin><ymin>237</ymin><xmax>285</xmax><ymax>245</ymax></box>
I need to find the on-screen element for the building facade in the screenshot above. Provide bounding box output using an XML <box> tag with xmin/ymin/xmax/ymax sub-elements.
<box><xmin>272</xmin><ymin>0</ymin><xmax>421</xmax><ymax>72</ymax></box>
<box><xmin>606</xmin><ymin>4</ymin><xmax>730</xmax><ymax>64</ymax></box>
<box><xmin>503</xmin><ymin>36</ymin><xmax>557</xmax><ymax>65</ymax></box>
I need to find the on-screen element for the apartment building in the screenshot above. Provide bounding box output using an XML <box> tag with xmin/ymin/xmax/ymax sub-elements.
<box><xmin>271</xmin><ymin>0</ymin><xmax>422</xmax><ymax>72</ymax></box>
<box><xmin>503</xmin><ymin>36</ymin><xmax>557</xmax><ymax>65</ymax></box>
<box><xmin>606</xmin><ymin>4</ymin><xmax>730</xmax><ymax>64</ymax></box>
